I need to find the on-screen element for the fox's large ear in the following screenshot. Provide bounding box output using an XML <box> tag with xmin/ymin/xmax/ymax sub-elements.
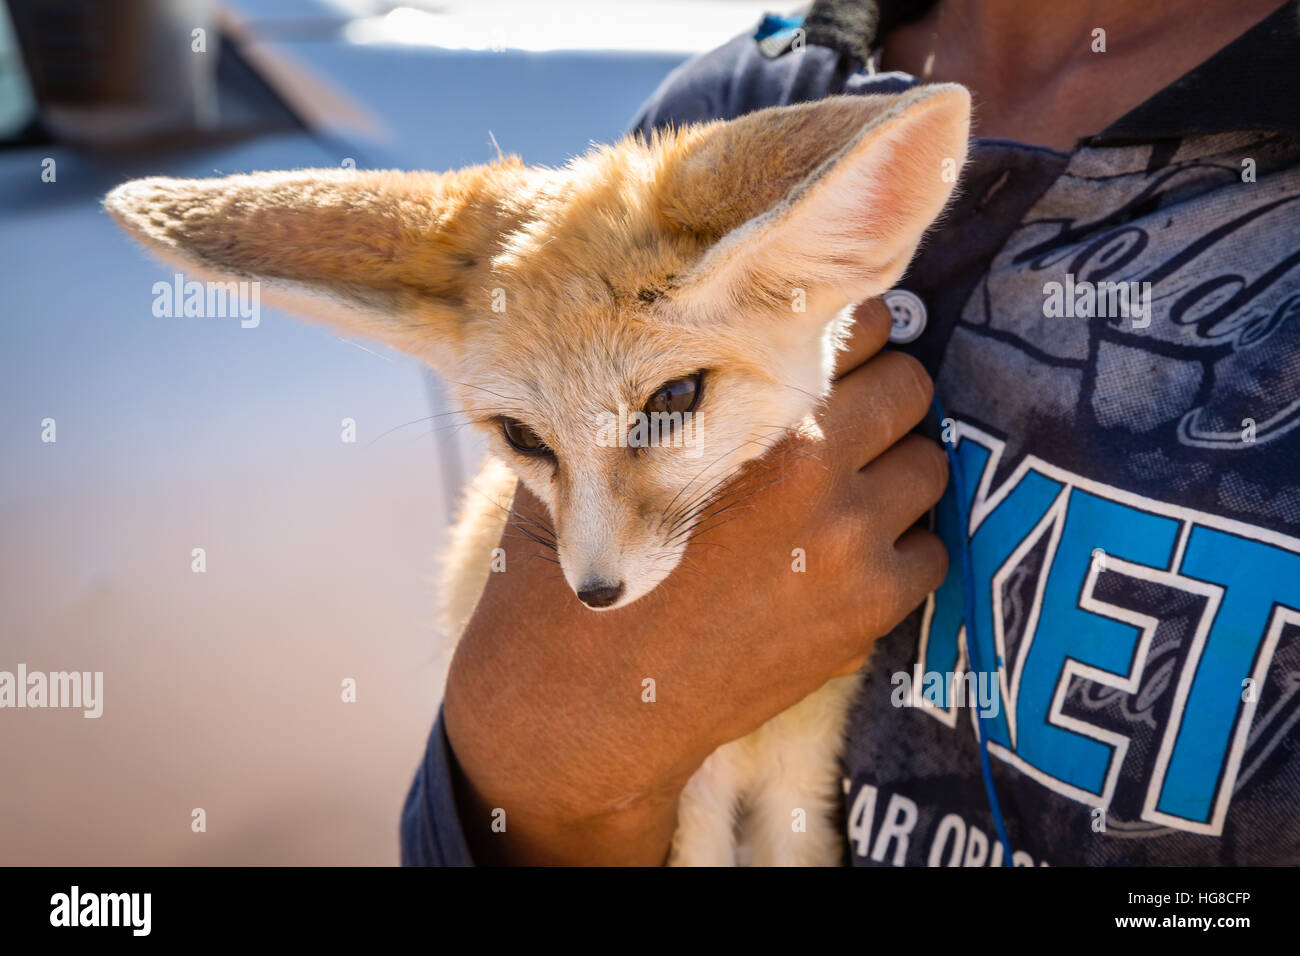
<box><xmin>104</xmin><ymin>165</ymin><xmax>527</xmax><ymax>359</ymax></box>
<box><xmin>655</xmin><ymin>84</ymin><xmax>970</xmax><ymax>318</ymax></box>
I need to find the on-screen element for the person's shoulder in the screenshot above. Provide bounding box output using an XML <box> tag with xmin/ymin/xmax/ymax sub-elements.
<box><xmin>627</xmin><ymin>13</ymin><xmax>843</xmax><ymax>137</ymax></box>
<box><xmin>626</xmin><ymin>29</ymin><xmax>774</xmax><ymax>136</ymax></box>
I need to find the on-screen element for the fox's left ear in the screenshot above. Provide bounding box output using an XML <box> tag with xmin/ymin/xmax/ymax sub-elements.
<box><xmin>104</xmin><ymin>164</ymin><xmax>527</xmax><ymax>361</ymax></box>
<box><xmin>656</xmin><ymin>84</ymin><xmax>971</xmax><ymax>319</ymax></box>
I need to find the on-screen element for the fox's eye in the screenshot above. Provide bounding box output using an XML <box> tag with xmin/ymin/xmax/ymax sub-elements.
<box><xmin>501</xmin><ymin>418</ymin><xmax>551</xmax><ymax>456</ymax></box>
<box><xmin>645</xmin><ymin>372</ymin><xmax>703</xmax><ymax>416</ymax></box>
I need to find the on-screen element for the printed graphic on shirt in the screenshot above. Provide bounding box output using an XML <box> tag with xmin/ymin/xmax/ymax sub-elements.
<box><xmin>848</xmin><ymin>422</ymin><xmax>1300</xmax><ymax>866</ymax></box>
<box><xmin>848</xmin><ymin>133</ymin><xmax>1300</xmax><ymax>866</ymax></box>
<box><xmin>920</xmin><ymin>422</ymin><xmax>1300</xmax><ymax>835</ymax></box>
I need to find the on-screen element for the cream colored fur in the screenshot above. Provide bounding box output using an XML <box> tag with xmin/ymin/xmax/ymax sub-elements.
<box><xmin>105</xmin><ymin>84</ymin><xmax>971</xmax><ymax>865</ymax></box>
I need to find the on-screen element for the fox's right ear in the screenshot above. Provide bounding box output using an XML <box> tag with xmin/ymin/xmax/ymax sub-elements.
<box><xmin>653</xmin><ymin>85</ymin><xmax>971</xmax><ymax>320</ymax></box>
<box><xmin>104</xmin><ymin>163</ymin><xmax>529</xmax><ymax>362</ymax></box>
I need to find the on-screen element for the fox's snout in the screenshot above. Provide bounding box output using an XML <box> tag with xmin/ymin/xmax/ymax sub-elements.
<box><xmin>556</xmin><ymin>501</ymin><xmax>675</xmax><ymax>611</ymax></box>
<box><xmin>575</xmin><ymin>578</ymin><xmax>625</xmax><ymax>609</ymax></box>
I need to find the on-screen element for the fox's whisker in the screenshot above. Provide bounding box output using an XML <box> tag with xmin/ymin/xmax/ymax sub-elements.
<box><xmin>512</xmin><ymin>507</ymin><xmax>558</xmax><ymax>539</ymax></box>
<box><xmin>665</xmin><ymin>462</ymin><xmax>807</xmax><ymax>546</ymax></box>
<box><xmin>657</xmin><ymin>423</ymin><xmax>790</xmax><ymax>526</ymax></box>
<box><xmin>662</xmin><ymin>440</ymin><xmax>821</xmax><ymax>538</ymax></box>
<box><xmin>504</xmin><ymin>523</ymin><xmax>559</xmax><ymax>553</ymax></box>
<box><xmin>657</xmin><ymin>421</ymin><xmax>837</xmax><ymax>532</ymax></box>
<box><xmin>440</xmin><ymin>379</ymin><xmax>528</xmax><ymax>406</ymax></box>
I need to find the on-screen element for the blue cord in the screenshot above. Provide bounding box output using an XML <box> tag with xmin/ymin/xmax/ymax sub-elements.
<box><xmin>932</xmin><ymin>395</ymin><xmax>1015</xmax><ymax>866</ymax></box>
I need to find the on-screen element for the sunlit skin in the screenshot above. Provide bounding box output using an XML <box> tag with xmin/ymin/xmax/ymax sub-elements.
<box><xmin>882</xmin><ymin>0</ymin><xmax>1284</xmax><ymax>151</ymax></box>
<box><xmin>444</xmin><ymin>0</ymin><xmax>1284</xmax><ymax>865</ymax></box>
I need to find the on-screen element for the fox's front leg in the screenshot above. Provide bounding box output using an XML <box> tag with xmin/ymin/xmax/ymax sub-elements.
<box><xmin>668</xmin><ymin>740</ymin><xmax>756</xmax><ymax>866</ymax></box>
<box><xmin>741</xmin><ymin>675</ymin><xmax>861</xmax><ymax>866</ymax></box>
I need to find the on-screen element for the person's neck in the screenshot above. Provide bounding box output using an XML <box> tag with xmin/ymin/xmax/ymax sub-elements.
<box><xmin>880</xmin><ymin>0</ymin><xmax>1286</xmax><ymax>150</ymax></box>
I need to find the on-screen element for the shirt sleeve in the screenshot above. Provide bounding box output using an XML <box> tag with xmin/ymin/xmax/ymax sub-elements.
<box><xmin>626</xmin><ymin>23</ymin><xmax>848</xmax><ymax>139</ymax></box>
<box><xmin>400</xmin><ymin>706</ymin><xmax>476</xmax><ymax>866</ymax></box>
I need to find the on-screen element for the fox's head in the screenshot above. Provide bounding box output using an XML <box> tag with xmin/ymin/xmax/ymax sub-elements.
<box><xmin>106</xmin><ymin>85</ymin><xmax>969</xmax><ymax>610</ymax></box>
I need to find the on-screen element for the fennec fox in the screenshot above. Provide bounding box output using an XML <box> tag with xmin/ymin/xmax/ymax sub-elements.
<box><xmin>106</xmin><ymin>84</ymin><xmax>971</xmax><ymax>865</ymax></box>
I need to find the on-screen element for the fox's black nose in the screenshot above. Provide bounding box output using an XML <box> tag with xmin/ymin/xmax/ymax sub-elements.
<box><xmin>577</xmin><ymin>580</ymin><xmax>624</xmax><ymax>608</ymax></box>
